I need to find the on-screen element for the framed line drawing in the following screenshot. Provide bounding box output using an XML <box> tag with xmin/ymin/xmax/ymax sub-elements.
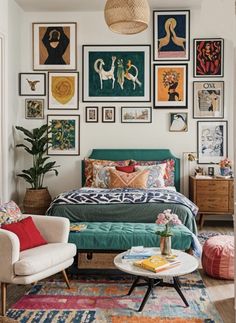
<box><xmin>193</xmin><ymin>81</ymin><xmax>224</xmax><ymax>119</ymax></box>
<box><xmin>82</xmin><ymin>45</ymin><xmax>151</xmax><ymax>102</ymax></box>
<box><xmin>19</xmin><ymin>73</ymin><xmax>46</xmax><ymax>96</ymax></box>
<box><xmin>25</xmin><ymin>99</ymin><xmax>44</xmax><ymax>119</ymax></box>
<box><xmin>102</xmin><ymin>107</ymin><xmax>115</xmax><ymax>123</ymax></box>
<box><xmin>169</xmin><ymin>113</ymin><xmax>187</xmax><ymax>132</ymax></box>
<box><xmin>33</xmin><ymin>22</ymin><xmax>77</xmax><ymax>70</ymax></box>
<box><xmin>121</xmin><ymin>107</ymin><xmax>152</xmax><ymax>123</ymax></box>
<box><xmin>48</xmin><ymin>72</ymin><xmax>79</xmax><ymax>110</ymax></box>
<box><xmin>47</xmin><ymin>115</ymin><xmax>80</xmax><ymax>156</ymax></box>
<box><xmin>85</xmin><ymin>106</ymin><xmax>98</xmax><ymax>123</ymax></box>
<box><xmin>153</xmin><ymin>10</ymin><xmax>190</xmax><ymax>61</ymax></box>
<box><xmin>197</xmin><ymin>120</ymin><xmax>228</xmax><ymax>164</ymax></box>
<box><xmin>153</xmin><ymin>63</ymin><xmax>188</xmax><ymax>108</ymax></box>
<box><xmin>193</xmin><ymin>38</ymin><xmax>224</xmax><ymax>77</ymax></box>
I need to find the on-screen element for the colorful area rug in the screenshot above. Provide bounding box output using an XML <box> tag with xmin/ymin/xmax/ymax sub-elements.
<box><xmin>6</xmin><ymin>271</ymin><xmax>223</xmax><ymax>323</ymax></box>
<box><xmin>198</xmin><ymin>231</ymin><xmax>234</xmax><ymax>246</ymax></box>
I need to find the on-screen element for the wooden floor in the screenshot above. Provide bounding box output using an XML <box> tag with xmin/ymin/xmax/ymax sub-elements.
<box><xmin>1</xmin><ymin>220</ymin><xmax>235</xmax><ymax>323</ymax></box>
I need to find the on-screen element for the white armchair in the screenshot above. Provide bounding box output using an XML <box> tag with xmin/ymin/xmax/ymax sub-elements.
<box><xmin>0</xmin><ymin>215</ymin><xmax>76</xmax><ymax>316</ymax></box>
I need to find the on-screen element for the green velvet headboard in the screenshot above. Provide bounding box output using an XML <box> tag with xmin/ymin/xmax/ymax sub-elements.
<box><xmin>82</xmin><ymin>149</ymin><xmax>180</xmax><ymax>191</ymax></box>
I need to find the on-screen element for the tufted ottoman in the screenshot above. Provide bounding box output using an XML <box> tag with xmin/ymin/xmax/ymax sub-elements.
<box><xmin>202</xmin><ymin>235</ymin><xmax>234</xmax><ymax>279</ymax></box>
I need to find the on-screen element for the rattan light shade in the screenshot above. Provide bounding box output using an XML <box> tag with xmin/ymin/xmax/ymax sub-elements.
<box><xmin>104</xmin><ymin>0</ymin><xmax>150</xmax><ymax>35</ymax></box>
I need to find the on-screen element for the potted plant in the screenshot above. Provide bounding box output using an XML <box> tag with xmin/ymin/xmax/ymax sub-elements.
<box><xmin>16</xmin><ymin>124</ymin><xmax>59</xmax><ymax>214</ymax></box>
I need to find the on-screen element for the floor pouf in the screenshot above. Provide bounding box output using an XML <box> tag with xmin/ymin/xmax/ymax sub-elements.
<box><xmin>202</xmin><ymin>235</ymin><xmax>234</xmax><ymax>279</ymax></box>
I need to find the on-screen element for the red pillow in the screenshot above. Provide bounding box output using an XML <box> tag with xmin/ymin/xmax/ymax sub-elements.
<box><xmin>1</xmin><ymin>216</ymin><xmax>47</xmax><ymax>251</ymax></box>
<box><xmin>115</xmin><ymin>165</ymin><xmax>135</xmax><ymax>173</ymax></box>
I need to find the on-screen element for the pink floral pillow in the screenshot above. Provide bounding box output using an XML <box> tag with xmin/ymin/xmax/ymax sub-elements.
<box><xmin>0</xmin><ymin>201</ymin><xmax>22</xmax><ymax>227</ymax></box>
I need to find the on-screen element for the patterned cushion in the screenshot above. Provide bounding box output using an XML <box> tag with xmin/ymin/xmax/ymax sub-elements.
<box><xmin>92</xmin><ymin>165</ymin><xmax>115</xmax><ymax>188</ymax></box>
<box><xmin>84</xmin><ymin>158</ymin><xmax>130</xmax><ymax>187</ymax></box>
<box><xmin>135</xmin><ymin>164</ymin><xmax>166</xmax><ymax>188</ymax></box>
<box><xmin>202</xmin><ymin>235</ymin><xmax>234</xmax><ymax>279</ymax></box>
<box><xmin>108</xmin><ymin>169</ymin><xmax>149</xmax><ymax>189</ymax></box>
<box><xmin>0</xmin><ymin>200</ymin><xmax>22</xmax><ymax>227</ymax></box>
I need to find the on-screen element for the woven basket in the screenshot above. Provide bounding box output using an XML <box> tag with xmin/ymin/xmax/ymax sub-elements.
<box><xmin>104</xmin><ymin>0</ymin><xmax>150</xmax><ymax>34</ymax></box>
<box><xmin>23</xmin><ymin>188</ymin><xmax>52</xmax><ymax>215</ymax></box>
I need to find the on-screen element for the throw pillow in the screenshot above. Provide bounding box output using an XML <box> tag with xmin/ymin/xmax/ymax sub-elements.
<box><xmin>1</xmin><ymin>216</ymin><xmax>47</xmax><ymax>251</ymax></box>
<box><xmin>108</xmin><ymin>169</ymin><xmax>149</xmax><ymax>189</ymax></box>
<box><xmin>0</xmin><ymin>200</ymin><xmax>22</xmax><ymax>227</ymax></box>
<box><xmin>115</xmin><ymin>165</ymin><xmax>135</xmax><ymax>173</ymax></box>
<box><xmin>135</xmin><ymin>164</ymin><xmax>166</xmax><ymax>188</ymax></box>
<box><xmin>92</xmin><ymin>165</ymin><xmax>115</xmax><ymax>188</ymax></box>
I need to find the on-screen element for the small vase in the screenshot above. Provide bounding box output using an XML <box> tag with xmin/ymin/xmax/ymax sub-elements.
<box><xmin>220</xmin><ymin>167</ymin><xmax>231</xmax><ymax>176</ymax></box>
<box><xmin>160</xmin><ymin>236</ymin><xmax>172</xmax><ymax>255</ymax></box>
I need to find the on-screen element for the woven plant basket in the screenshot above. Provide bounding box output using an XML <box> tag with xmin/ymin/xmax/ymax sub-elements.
<box><xmin>104</xmin><ymin>0</ymin><xmax>150</xmax><ymax>34</ymax></box>
<box><xmin>23</xmin><ymin>188</ymin><xmax>52</xmax><ymax>215</ymax></box>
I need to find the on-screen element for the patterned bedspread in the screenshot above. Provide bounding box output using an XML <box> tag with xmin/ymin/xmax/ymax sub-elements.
<box><xmin>47</xmin><ymin>187</ymin><xmax>198</xmax><ymax>217</ymax></box>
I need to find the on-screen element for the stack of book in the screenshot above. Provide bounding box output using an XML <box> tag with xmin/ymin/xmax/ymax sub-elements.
<box><xmin>134</xmin><ymin>255</ymin><xmax>181</xmax><ymax>273</ymax></box>
<box><xmin>70</xmin><ymin>224</ymin><xmax>87</xmax><ymax>232</ymax></box>
<box><xmin>123</xmin><ymin>246</ymin><xmax>156</xmax><ymax>259</ymax></box>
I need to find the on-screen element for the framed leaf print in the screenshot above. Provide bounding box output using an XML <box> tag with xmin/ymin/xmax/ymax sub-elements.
<box><xmin>25</xmin><ymin>99</ymin><xmax>44</xmax><ymax>119</ymax></box>
<box><xmin>169</xmin><ymin>113</ymin><xmax>188</xmax><ymax>132</ymax></box>
<box><xmin>197</xmin><ymin>121</ymin><xmax>228</xmax><ymax>164</ymax></box>
<box><xmin>153</xmin><ymin>63</ymin><xmax>188</xmax><ymax>108</ymax></box>
<box><xmin>102</xmin><ymin>107</ymin><xmax>115</xmax><ymax>123</ymax></box>
<box><xmin>48</xmin><ymin>72</ymin><xmax>79</xmax><ymax>110</ymax></box>
<box><xmin>86</xmin><ymin>107</ymin><xmax>98</xmax><ymax>123</ymax></box>
<box><xmin>193</xmin><ymin>38</ymin><xmax>224</xmax><ymax>77</ymax></box>
<box><xmin>47</xmin><ymin>115</ymin><xmax>80</xmax><ymax>156</ymax></box>
<box><xmin>193</xmin><ymin>81</ymin><xmax>224</xmax><ymax>119</ymax></box>
<box><xmin>82</xmin><ymin>45</ymin><xmax>151</xmax><ymax>102</ymax></box>
<box><xmin>153</xmin><ymin>10</ymin><xmax>190</xmax><ymax>61</ymax></box>
<box><xmin>121</xmin><ymin>107</ymin><xmax>152</xmax><ymax>123</ymax></box>
<box><xmin>19</xmin><ymin>73</ymin><xmax>46</xmax><ymax>96</ymax></box>
<box><xmin>33</xmin><ymin>22</ymin><xmax>77</xmax><ymax>70</ymax></box>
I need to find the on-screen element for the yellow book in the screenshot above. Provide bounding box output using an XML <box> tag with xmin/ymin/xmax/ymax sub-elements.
<box><xmin>134</xmin><ymin>255</ymin><xmax>180</xmax><ymax>273</ymax></box>
<box><xmin>70</xmin><ymin>224</ymin><xmax>87</xmax><ymax>232</ymax></box>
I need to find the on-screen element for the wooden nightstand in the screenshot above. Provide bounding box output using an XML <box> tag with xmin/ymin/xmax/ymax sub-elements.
<box><xmin>189</xmin><ymin>176</ymin><xmax>234</xmax><ymax>229</ymax></box>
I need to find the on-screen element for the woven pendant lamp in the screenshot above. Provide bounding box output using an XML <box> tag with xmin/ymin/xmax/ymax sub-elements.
<box><xmin>104</xmin><ymin>0</ymin><xmax>150</xmax><ymax>35</ymax></box>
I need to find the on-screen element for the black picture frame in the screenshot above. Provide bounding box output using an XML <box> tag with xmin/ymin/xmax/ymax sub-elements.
<box><xmin>85</xmin><ymin>106</ymin><xmax>99</xmax><ymax>123</ymax></box>
<box><xmin>102</xmin><ymin>106</ymin><xmax>116</xmax><ymax>123</ymax></box>
<box><xmin>19</xmin><ymin>73</ymin><xmax>46</xmax><ymax>96</ymax></box>
<box><xmin>169</xmin><ymin>112</ymin><xmax>188</xmax><ymax>132</ymax></box>
<box><xmin>121</xmin><ymin>107</ymin><xmax>152</xmax><ymax>123</ymax></box>
<box><xmin>25</xmin><ymin>99</ymin><xmax>44</xmax><ymax>119</ymax></box>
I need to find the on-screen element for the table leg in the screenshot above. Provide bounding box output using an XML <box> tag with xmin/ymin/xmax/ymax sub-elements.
<box><xmin>127</xmin><ymin>276</ymin><xmax>140</xmax><ymax>296</ymax></box>
<box><xmin>173</xmin><ymin>277</ymin><xmax>189</xmax><ymax>307</ymax></box>
<box><xmin>138</xmin><ymin>278</ymin><xmax>154</xmax><ymax>312</ymax></box>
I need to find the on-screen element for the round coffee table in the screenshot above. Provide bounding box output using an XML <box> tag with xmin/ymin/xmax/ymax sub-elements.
<box><xmin>114</xmin><ymin>248</ymin><xmax>199</xmax><ymax>312</ymax></box>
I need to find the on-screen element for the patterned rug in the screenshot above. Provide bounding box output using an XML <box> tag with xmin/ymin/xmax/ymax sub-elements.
<box><xmin>6</xmin><ymin>271</ymin><xmax>223</xmax><ymax>323</ymax></box>
<box><xmin>197</xmin><ymin>231</ymin><xmax>234</xmax><ymax>246</ymax></box>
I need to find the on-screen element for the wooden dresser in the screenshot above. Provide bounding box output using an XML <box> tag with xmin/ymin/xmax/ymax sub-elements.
<box><xmin>189</xmin><ymin>176</ymin><xmax>234</xmax><ymax>229</ymax></box>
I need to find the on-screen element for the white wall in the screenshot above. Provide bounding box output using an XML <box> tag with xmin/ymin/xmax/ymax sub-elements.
<box><xmin>10</xmin><ymin>0</ymin><xmax>235</xmax><ymax>201</ymax></box>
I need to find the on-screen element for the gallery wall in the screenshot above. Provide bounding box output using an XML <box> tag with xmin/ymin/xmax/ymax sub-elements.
<box><xmin>1</xmin><ymin>0</ymin><xmax>235</xmax><ymax>203</ymax></box>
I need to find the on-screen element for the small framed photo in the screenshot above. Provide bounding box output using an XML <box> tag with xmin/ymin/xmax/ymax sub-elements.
<box><xmin>208</xmin><ymin>166</ymin><xmax>215</xmax><ymax>176</ymax></box>
<box><xmin>169</xmin><ymin>113</ymin><xmax>188</xmax><ymax>132</ymax></box>
<box><xmin>86</xmin><ymin>107</ymin><xmax>98</xmax><ymax>123</ymax></box>
<box><xmin>121</xmin><ymin>107</ymin><xmax>152</xmax><ymax>123</ymax></box>
<box><xmin>197</xmin><ymin>121</ymin><xmax>228</xmax><ymax>164</ymax></box>
<box><xmin>193</xmin><ymin>81</ymin><xmax>224</xmax><ymax>119</ymax></box>
<box><xmin>102</xmin><ymin>107</ymin><xmax>115</xmax><ymax>123</ymax></box>
<box><xmin>193</xmin><ymin>38</ymin><xmax>224</xmax><ymax>77</ymax></box>
<box><xmin>47</xmin><ymin>115</ymin><xmax>80</xmax><ymax>156</ymax></box>
<box><xmin>25</xmin><ymin>99</ymin><xmax>44</xmax><ymax>119</ymax></box>
<box><xmin>48</xmin><ymin>72</ymin><xmax>79</xmax><ymax>110</ymax></box>
<box><xmin>19</xmin><ymin>73</ymin><xmax>46</xmax><ymax>96</ymax></box>
<box><xmin>33</xmin><ymin>22</ymin><xmax>77</xmax><ymax>70</ymax></box>
<box><xmin>153</xmin><ymin>10</ymin><xmax>190</xmax><ymax>61</ymax></box>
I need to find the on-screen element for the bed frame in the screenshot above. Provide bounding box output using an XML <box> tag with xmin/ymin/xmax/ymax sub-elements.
<box><xmin>82</xmin><ymin>149</ymin><xmax>180</xmax><ymax>191</ymax></box>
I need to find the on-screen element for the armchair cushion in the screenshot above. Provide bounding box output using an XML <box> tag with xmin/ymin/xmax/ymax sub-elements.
<box><xmin>0</xmin><ymin>200</ymin><xmax>22</xmax><ymax>226</ymax></box>
<box><xmin>2</xmin><ymin>216</ymin><xmax>47</xmax><ymax>251</ymax></box>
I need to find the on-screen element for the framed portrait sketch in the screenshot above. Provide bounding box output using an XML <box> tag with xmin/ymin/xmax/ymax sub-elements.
<box><xmin>153</xmin><ymin>63</ymin><xmax>188</xmax><ymax>108</ymax></box>
<box><xmin>193</xmin><ymin>81</ymin><xmax>224</xmax><ymax>119</ymax></box>
<box><xmin>121</xmin><ymin>107</ymin><xmax>152</xmax><ymax>123</ymax></box>
<box><xmin>193</xmin><ymin>38</ymin><xmax>224</xmax><ymax>77</ymax></box>
<box><xmin>102</xmin><ymin>107</ymin><xmax>115</xmax><ymax>123</ymax></box>
<box><xmin>47</xmin><ymin>115</ymin><xmax>80</xmax><ymax>156</ymax></box>
<box><xmin>19</xmin><ymin>73</ymin><xmax>46</xmax><ymax>96</ymax></box>
<box><xmin>197</xmin><ymin>121</ymin><xmax>228</xmax><ymax>164</ymax></box>
<box><xmin>25</xmin><ymin>99</ymin><xmax>44</xmax><ymax>119</ymax></box>
<box><xmin>169</xmin><ymin>113</ymin><xmax>187</xmax><ymax>132</ymax></box>
<box><xmin>153</xmin><ymin>10</ymin><xmax>190</xmax><ymax>61</ymax></box>
<box><xmin>33</xmin><ymin>22</ymin><xmax>77</xmax><ymax>70</ymax></box>
<box><xmin>86</xmin><ymin>107</ymin><xmax>98</xmax><ymax>123</ymax></box>
<box><xmin>82</xmin><ymin>45</ymin><xmax>151</xmax><ymax>102</ymax></box>
<box><xmin>48</xmin><ymin>72</ymin><xmax>79</xmax><ymax>110</ymax></box>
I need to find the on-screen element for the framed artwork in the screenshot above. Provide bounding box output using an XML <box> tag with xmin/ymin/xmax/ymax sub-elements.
<box><xmin>121</xmin><ymin>107</ymin><xmax>152</xmax><ymax>123</ymax></box>
<box><xmin>48</xmin><ymin>72</ymin><xmax>79</xmax><ymax>110</ymax></box>
<box><xmin>19</xmin><ymin>73</ymin><xmax>46</xmax><ymax>96</ymax></box>
<box><xmin>153</xmin><ymin>10</ymin><xmax>190</xmax><ymax>61</ymax></box>
<box><xmin>33</xmin><ymin>22</ymin><xmax>77</xmax><ymax>70</ymax></box>
<box><xmin>47</xmin><ymin>115</ymin><xmax>80</xmax><ymax>156</ymax></box>
<box><xmin>86</xmin><ymin>107</ymin><xmax>98</xmax><ymax>123</ymax></box>
<box><xmin>25</xmin><ymin>99</ymin><xmax>44</xmax><ymax>119</ymax></box>
<box><xmin>193</xmin><ymin>38</ymin><xmax>224</xmax><ymax>77</ymax></box>
<box><xmin>197</xmin><ymin>121</ymin><xmax>228</xmax><ymax>164</ymax></box>
<box><xmin>153</xmin><ymin>63</ymin><xmax>188</xmax><ymax>108</ymax></box>
<box><xmin>193</xmin><ymin>81</ymin><xmax>224</xmax><ymax>119</ymax></box>
<box><xmin>102</xmin><ymin>107</ymin><xmax>115</xmax><ymax>123</ymax></box>
<box><xmin>82</xmin><ymin>45</ymin><xmax>151</xmax><ymax>102</ymax></box>
<box><xmin>169</xmin><ymin>113</ymin><xmax>188</xmax><ymax>132</ymax></box>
